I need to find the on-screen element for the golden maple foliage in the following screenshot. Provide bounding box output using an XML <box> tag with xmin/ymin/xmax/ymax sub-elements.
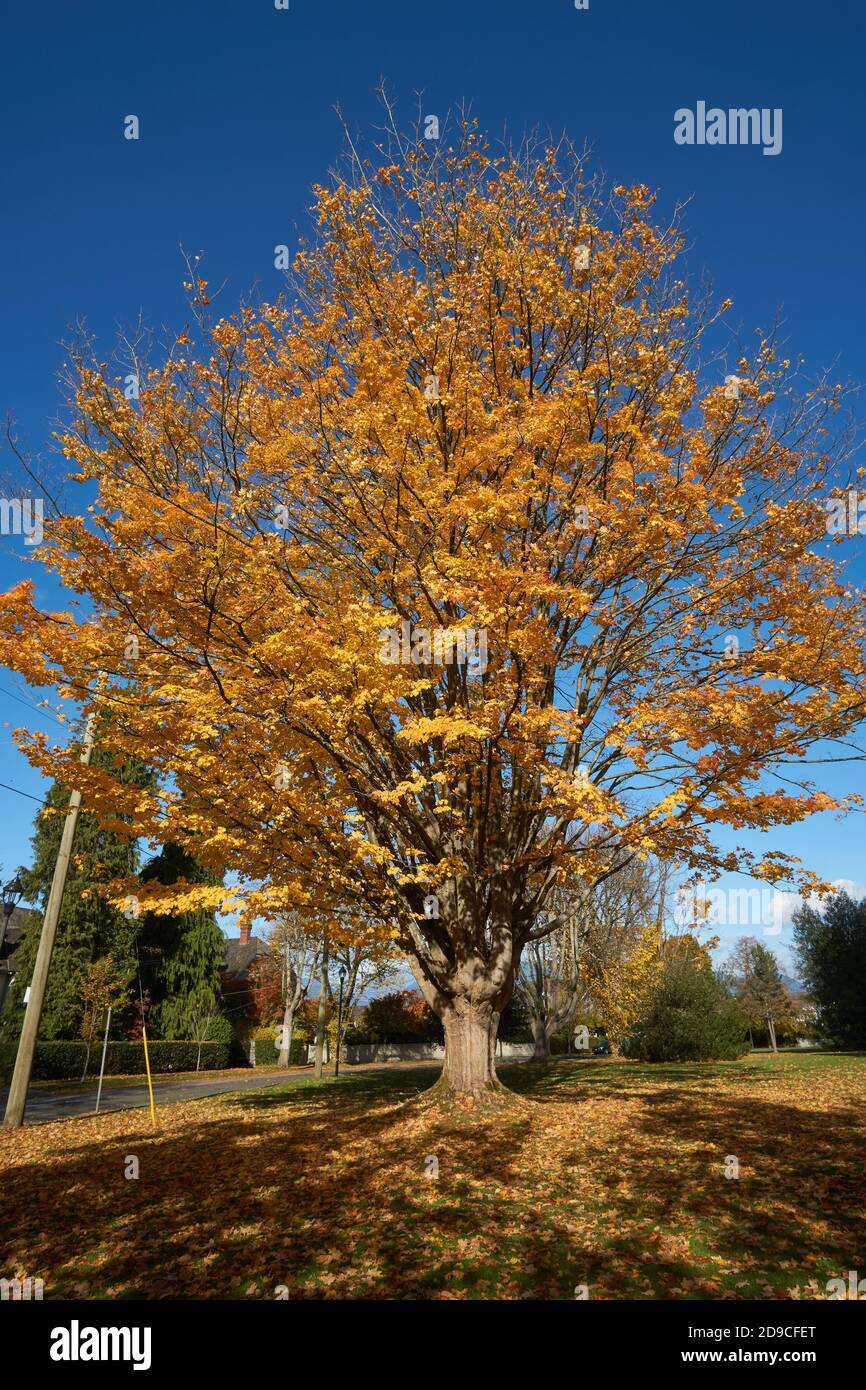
<box><xmin>582</xmin><ymin>925</ymin><xmax>716</xmax><ymax>1045</ymax></box>
<box><xmin>1</xmin><ymin>117</ymin><xmax>864</xmax><ymax>1090</ymax></box>
<box><xmin>582</xmin><ymin>924</ymin><xmax>665</xmax><ymax>1045</ymax></box>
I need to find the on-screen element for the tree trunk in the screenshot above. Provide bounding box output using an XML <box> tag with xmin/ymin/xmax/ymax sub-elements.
<box><xmin>313</xmin><ymin>948</ymin><xmax>328</xmax><ymax>1080</ymax></box>
<box><xmin>530</xmin><ymin>1017</ymin><xmax>551</xmax><ymax>1061</ymax></box>
<box><xmin>278</xmin><ymin>999</ymin><xmax>295</xmax><ymax>1068</ymax></box>
<box><xmin>767</xmin><ymin>1015</ymin><xmax>778</xmax><ymax>1052</ymax></box>
<box><xmin>81</xmin><ymin>1013</ymin><xmax>96</xmax><ymax>1082</ymax></box>
<box><xmin>435</xmin><ymin>999</ymin><xmax>504</xmax><ymax>1103</ymax></box>
<box><xmin>407</xmin><ymin>936</ymin><xmax>519</xmax><ymax>1109</ymax></box>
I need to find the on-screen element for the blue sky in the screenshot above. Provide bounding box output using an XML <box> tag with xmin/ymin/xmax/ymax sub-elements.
<box><xmin>0</xmin><ymin>0</ymin><xmax>863</xmax><ymax>969</ymax></box>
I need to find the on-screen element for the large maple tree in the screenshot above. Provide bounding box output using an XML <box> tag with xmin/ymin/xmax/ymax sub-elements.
<box><xmin>2</xmin><ymin>118</ymin><xmax>864</xmax><ymax>1102</ymax></box>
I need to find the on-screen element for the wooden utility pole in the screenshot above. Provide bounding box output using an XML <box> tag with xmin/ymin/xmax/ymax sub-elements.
<box><xmin>3</xmin><ymin>684</ymin><xmax>102</xmax><ymax>1130</ymax></box>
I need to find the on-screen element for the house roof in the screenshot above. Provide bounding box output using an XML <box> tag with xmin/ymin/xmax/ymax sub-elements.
<box><xmin>222</xmin><ymin>934</ymin><xmax>268</xmax><ymax>980</ymax></box>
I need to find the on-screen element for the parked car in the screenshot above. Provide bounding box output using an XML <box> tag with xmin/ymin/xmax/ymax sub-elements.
<box><xmin>592</xmin><ymin>1038</ymin><xmax>611</xmax><ymax>1056</ymax></box>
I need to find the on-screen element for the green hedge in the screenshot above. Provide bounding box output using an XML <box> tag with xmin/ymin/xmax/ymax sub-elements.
<box><xmin>249</xmin><ymin>1034</ymin><xmax>309</xmax><ymax>1067</ymax></box>
<box><xmin>0</xmin><ymin>1040</ymin><xmax>232</xmax><ymax>1083</ymax></box>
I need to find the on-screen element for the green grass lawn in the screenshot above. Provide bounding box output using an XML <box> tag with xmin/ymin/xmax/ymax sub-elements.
<box><xmin>26</xmin><ymin>1065</ymin><xmax>308</xmax><ymax>1094</ymax></box>
<box><xmin>2</xmin><ymin>1051</ymin><xmax>864</xmax><ymax>1300</ymax></box>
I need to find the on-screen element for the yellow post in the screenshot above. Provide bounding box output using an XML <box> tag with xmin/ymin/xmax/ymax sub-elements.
<box><xmin>141</xmin><ymin>1024</ymin><xmax>156</xmax><ymax>1127</ymax></box>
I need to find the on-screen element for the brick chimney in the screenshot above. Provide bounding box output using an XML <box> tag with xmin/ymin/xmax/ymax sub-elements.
<box><xmin>238</xmin><ymin>924</ymin><xmax>251</xmax><ymax>946</ymax></box>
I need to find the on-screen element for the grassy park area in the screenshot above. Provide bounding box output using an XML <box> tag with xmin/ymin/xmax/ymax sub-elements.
<box><xmin>2</xmin><ymin>1052</ymin><xmax>863</xmax><ymax>1301</ymax></box>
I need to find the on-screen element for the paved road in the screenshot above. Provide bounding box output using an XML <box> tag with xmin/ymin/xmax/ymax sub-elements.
<box><xmin>1</xmin><ymin>1056</ymin><xmax>540</xmax><ymax>1126</ymax></box>
<box><xmin>0</xmin><ymin>1068</ymin><xmax>365</xmax><ymax>1126</ymax></box>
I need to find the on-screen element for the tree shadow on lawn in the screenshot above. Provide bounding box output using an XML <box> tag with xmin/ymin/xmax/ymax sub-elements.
<box><xmin>503</xmin><ymin>1057</ymin><xmax>796</xmax><ymax>1101</ymax></box>
<box><xmin>0</xmin><ymin>1084</ymin><xmax>546</xmax><ymax>1299</ymax></box>
<box><xmin>2</xmin><ymin>1068</ymin><xmax>862</xmax><ymax>1300</ymax></box>
<box><xmin>570</xmin><ymin>1087</ymin><xmax>865</xmax><ymax>1297</ymax></box>
<box><xmin>232</xmin><ymin>1065</ymin><xmax>441</xmax><ymax>1111</ymax></box>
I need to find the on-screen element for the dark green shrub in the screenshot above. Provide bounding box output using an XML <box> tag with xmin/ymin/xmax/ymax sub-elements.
<box><xmin>498</xmin><ymin>993</ymin><xmax>532</xmax><ymax>1043</ymax></box>
<box><xmin>342</xmin><ymin>1024</ymin><xmax>375</xmax><ymax>1045</ymax></box>
<box><xmin>197</xmin><ymin>1014</ymin><xmax>233</xmax><ymax>1045</ymax></box>
<box><xmin>360</xmin><ymin>990</ymin><xmax>443</xmax><ymax>1043</ymax></box>
<box><xmin>621</xmin><ymin>959</ymin><xmax>749</xmax><ymax>1062</ymax></box>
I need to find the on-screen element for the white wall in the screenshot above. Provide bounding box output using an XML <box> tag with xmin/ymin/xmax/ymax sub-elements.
<box><xmin>307</xmin><ymin>1040</ymin><xmax>535</xmax><ymax>1065</ymax></box>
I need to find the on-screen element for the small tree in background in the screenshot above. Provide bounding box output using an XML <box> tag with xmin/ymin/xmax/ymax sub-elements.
<box><xmin>518</xmin><ymin>929</ymin><xmax>583</xmax><ymax>1060</ymax></box>
<box><xmin>328</xmin><ymin>939</ymin><xmax>399</xmax><ymax>1063</ymax></box>
<box><xmin>519</xmin><ymin>858</ymin><xmax>662</xmax><ymax>1059</ymax></box>
<box><xmin>497</xmin><ymin>991</ymin><xmax>532</xmax><ymax>1043</ymax></box>
<box><xmin>726</xmin><ymin>937</ymin><xmax>791</xmax><ymax>1052</ymax></box>
<box><xmin>361</xmin><ymin>990</ymin><xmax>441</xmax><ymax>1044</ymax></box>
<box><xmin>581</xmin><ymin>923</ymin><xmax>664</xmax><ymax>1049</ymax></box>
<box><xmin>516</xmin><ymin>883</ymin><xmax>593</xmax><ymax>1060</ymax></box>
<box><xmin>269</xmin><ymin>914</ymin><xmax>322</xmax><ymax>1068</ymax></box>
<box><xmin>245</xmin><ymin>952</ymin><xmax>282</xmax><ymax>1026</ymax></box>
<box><xmin>123</xmin><ymin>988</ymin><xmax>151</xmax><ymax>1042</ymax></box>
<box><xmin>1</xmin><ymin>750</ymin><xmax>147</xmax><ymax>1042</ymax></box>
<box><xmin>188</xmin><ymin>1010</ymin><xmax>233</xmax><ymax>1071</ymax></box>
<box><xmin>77</xmin><ymin>954</ymin><xmax>132</xmax><ymax>1080</ymax></box>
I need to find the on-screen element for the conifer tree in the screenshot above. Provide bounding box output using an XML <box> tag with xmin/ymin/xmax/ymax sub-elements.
<box><xmin>136</xmin><ymin>842</ymin><xmax>225</xmax><ymax>1039</ymax></box>
<box><xmin>793</xmin><ymin>892</ymin><xmax>866</xmax><ymax>1046</ymax></box>
<box><xmin>727</xmin><ymin>937</ymin><xmax>791</xmax><ymax>1052</ymax></box>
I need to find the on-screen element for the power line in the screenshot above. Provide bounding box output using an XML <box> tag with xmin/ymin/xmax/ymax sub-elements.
<box><xmin>0</xmin><ymin>779</ymin><xmax>48</xmax><ymax>806</ymax></box>
<box><xmin>0</xmin><ymin>683</ymin><xmax>68</xmax><ymax>730</ymax></box>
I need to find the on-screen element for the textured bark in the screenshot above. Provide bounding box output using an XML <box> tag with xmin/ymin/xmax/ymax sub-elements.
<box><xmin>277</xmin><ymin>1000</ymin><xmax>294</xmax><ymax>1068</ymax></box>
<box><xmin>530</xmin><ymin>1017</ymin><xmax>551</xmax><ymax>1061</ymax></box>
<box><xmin>313</xmin><ymin>948</ymin><xmax>329</xmax><ymax>1080</ymax></box>
<box><xmin>404</xmin><ymin>896</ymin><xmax>520</xmax><ymax>1107</ymax></box>
<box><xmin>439</xmin><ymin>1000</ymin><xmax>502</xmax><ymax>1098</ymax></box>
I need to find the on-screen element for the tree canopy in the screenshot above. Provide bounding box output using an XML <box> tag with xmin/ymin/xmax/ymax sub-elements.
<box><xmin>1</xmin><ymin>114</ymin><xmax>864</xmax><ymax>1097</ymax></box>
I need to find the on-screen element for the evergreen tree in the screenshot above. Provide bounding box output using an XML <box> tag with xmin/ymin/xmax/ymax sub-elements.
<box><xmin>793</xmin><ymin>892</ymin><xmax>866</xmax><ymax>1046</ymax></box>
<box><xmin>136</xmin><ymin>842</ymin><xmax>225</xmax><ymax>1039</ymax></box>
<box><xmin>0</xmin><ymin>750</ymin><xmax>146</xmax><ymax>1042</ymax></box>
<box><xmin>726</xmin><ymin>937</ymin><xmax>791</xmax><ymax>1052</ymax></box>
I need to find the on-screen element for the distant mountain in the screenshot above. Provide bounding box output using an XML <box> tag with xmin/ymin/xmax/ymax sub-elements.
<box><xmin>781</xmin><ymin>972</ymin><xmax>805</xmax><ymax>993</ymax></box>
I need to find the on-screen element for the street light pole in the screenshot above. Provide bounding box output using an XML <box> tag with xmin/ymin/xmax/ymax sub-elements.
<box><xmin>3</xmin><ymin>680</ymin><xmax>103</xmax><ymax>1130</ymax></box>
<box><xmin>0</xmin><ymin>874</ymin><xmax>24</xmax><ymax>957</ymax></box>
<box><xmin>335</xmin><ymin>965</ymin><xmax>346</xmax><ymax>1078</ymax></box>
<box><xmin>0</xmin><ymin>874</ymin><xmax>25</xmax><ymax>1018</ymax></box>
